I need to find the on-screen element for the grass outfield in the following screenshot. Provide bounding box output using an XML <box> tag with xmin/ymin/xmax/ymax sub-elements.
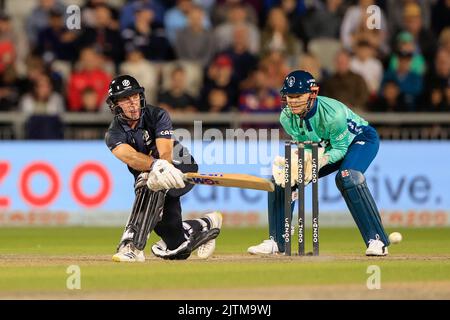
<box><xmin>0</xmin><ymin>227</ymin><xmax>449</xmax><ymax>299</ymax></box>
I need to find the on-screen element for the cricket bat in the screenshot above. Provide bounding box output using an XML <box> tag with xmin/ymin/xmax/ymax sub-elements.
<box><xmin>183</xmin><ymin>173</ymin><xmax>274</xmax><ymax>192</ymax></box>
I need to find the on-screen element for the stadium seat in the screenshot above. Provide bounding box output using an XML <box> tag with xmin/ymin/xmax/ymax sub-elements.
<box><xmin>308</xmin><ymin>38</ymin><xmax>342</xmax><ymax>74</ymax></box>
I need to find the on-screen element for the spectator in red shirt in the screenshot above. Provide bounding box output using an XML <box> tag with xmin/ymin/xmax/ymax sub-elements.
<box><xmin>66</xmin><ymin>47</ymin><xmax>112</xmax><ymax>111</ymax></box>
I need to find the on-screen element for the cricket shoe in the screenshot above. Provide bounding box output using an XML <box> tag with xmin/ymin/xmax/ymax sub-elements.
<box><xmin>197</xmin><ymin>211</ymin><xmax>223</xmax><ymax>259</ymax></box>
<box><xmin>366</xmin><ymin>239</ymin><xmax>389</xmax><ymax>256</ymax></box>
<box><xmin>247</xmin><ymin>238</ymin><xmax>279</xmax><ymax>255</ymax></box>
<box><xmin>112</xmin><ymin>242</ymin><xmax>145</xmax><ymax>262</ymax></box>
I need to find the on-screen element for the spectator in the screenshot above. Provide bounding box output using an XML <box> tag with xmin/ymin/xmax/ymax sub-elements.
<box><xmin>26</xmin><ymin>0</ymin><xmax>66</xmax><ymax>47</ymax></box>
<box><xmin>0</xmin><ymin>65</ymin><xmax>22</xmax><ymax>111</ymax></box>
<box><xmin>35</xmin><ymin>9</ymin><xmax>79</xmax><ymax>63</ymax></box>
<box><xmin>0</xmin><ymin>13</ymin><xmax>15</xmax><ymax>75</ymax></box>
<box><xmin>119</xmin><ymin>47</ymin><xmax>159</xmax><ymax>105</ymax></box>
<box><xmin>158</xmin><ymin>65</ymin><xmax>197</xmax><ymax>113</ymax></box>
<box><xmin>78</xmin><ymin>4</ymin><xmax>124</xmax><ymax>66</ymax></box>
<box><xmin>381</xmin><ymin>48</ymin><xmax>423</xmax><ymax>110</ymax></box>
<box><xmin>120</xmin><ymin>0</ymin><xmax>166</xmax><ymax>30</ymax></box>
<box><xmin>431</xmin><ymin>0</ymin><xmax>450</xmax><ymax>36</ymax></box>
<box><xmin>210</xmin><ymin>0</ymin><xmax>258</xmax><ymax>27</ymax></box>
<box><xmin>20</xmin><ymin>73</ymin><xmax>64</xmax><ymax>115</ymax></box>
<box><xmin>220</xmin><ymin>23</ymin><xmax>259</xmax><ymax>85</ymax></box>
<box><xmin>258</xmin><ymin>50</ymin><xmax>290</xmax><ymax>91</ymax></box>
<box><xmin>438</xmin><ymin>27</ymin><xmax>450</xmax><ymax>56</ymax></box>
<box><xmin>297</xmin><ymin>52</ymin><xmax>326</xmax><ymax>84</ymax></box>
<box><xmin>200</xmin><ymin>54</ymin><xmax>238</xmax><ymax>112</ymax></box>
<box><xmin>420</xmin><ymin>48</ymin><xmax>450</xmax><ymax>111</ymax></box>
<box><xmin>82</xmin><ymin>0</ymin><xmax>120</xmax><ymax>29</ymax></box>
<box><xmin>387</xmin><ymin>0</ymin><xmax>431</xmax><ymax>36</ymax></box>
<box><xmin>174</xmin><ymin>5</ymin><xmax>216</xmax><ymax>67</ymax></box>
<box><xmin>340</xmin><ymin>0</ymin><xmax>389</xmax><ymax>55</ymax></box>
<box><xmin>322</xmin><ymin>49</ymin><xmax>369</xmax><ymax>111</ymax></box>
<box><xmin>67</xmin><ymin>47</ymin><xmax>112</xmax><ymax>111</ymax></box>
<box><xmin>388</xmin><ymin>31</ymin><xmax>426</xmax><ymax>76</ymax></box>
<box><xmin>301</xmin><ymin>0</ymin><xmax>345</xmax><ymax>46</ymax></box>
<box><xmin>79</xmin><ymin>87</ymin><xmax>104</xmax><ymax>112</ymax></box>
<box><xmin>370</xmin><ymin>79</ymin><xmax>407</xmax><ymax>112</ymax></box>
<box><xmin>399</xmin><ymin>2</ymin><xmax>437</xmax><ymax>63</ymax></box>
<box><xmin>214</xmin><ymin>3</ymin><xmax>260</xmax><ymax>54</ymax></box>
<box><xmin>350</xmin><ymin>39</ymin><xmax>383</xmax><ymax>96</ymax></box>
<box><xmin>164</xmin><ymin>0</ymin><xmax>211</xmax><ymax>45</ymax></box>
<box><xmin>122</xmin><ymin>6</ymin><xmax>174</xmax><ymax>62</ymax></box>
<box><xmin>261</xmin><ymin>7</ymin><xmax>301</xmax><ymax>67</ymax></box>
<box><xmin>238</xmin><ymin>67</ymin><xmax>281</xmax><ymax>113</ymax></box>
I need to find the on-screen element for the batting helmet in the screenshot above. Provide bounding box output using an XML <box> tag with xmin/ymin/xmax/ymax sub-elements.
<box><xmin>280</xmin><ymin>70</ymin><xmax>319</xmax><ymax>96</ymax></box>
<box><xmin>106</xmin><ymin>75</ymin><xmax>146</xmax><ymax>119</ymax></box>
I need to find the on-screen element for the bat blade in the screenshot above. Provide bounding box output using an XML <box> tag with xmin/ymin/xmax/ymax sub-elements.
<box><xmin>184</xmin><ymin>173</ymin><xmax>274</xmax><ymax>192</ymax></box>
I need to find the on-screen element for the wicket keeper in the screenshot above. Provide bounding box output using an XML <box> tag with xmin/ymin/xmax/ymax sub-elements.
<box><xmin>105</xmin><ymin>75</ymin><xmax>222</xmax><ymax>262</ymax></box>
<box><xmin>248</xmin><ymin>70</ymin><xmax>390</xmax><ymax>256</ymax></box>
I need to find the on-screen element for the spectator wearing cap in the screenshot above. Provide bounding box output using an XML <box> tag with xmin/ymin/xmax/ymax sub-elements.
<box><xmin>387</xmin><ymin>0</ymin><xmax>431</xmax><ymax>37</ymax></box>
<box><xmin>78</xmin><ymin>4</ymin><xmax>124</xmax><ymax>67</ymax></box>
<box><xmin>199</xmin><ymin>54</ymin><xmax>238</xmax><ymax>112</ymax></box>
<box><xmin>381</xmin><ymin>47</ymin><xmax>423</xmax><ymax>110</ymax></box>
<box><xmin>119</xmin><ymin>47</ymin><xmax>159</xmax><ymax>105</ymax></box>
<box><xmin>26</xmin><ymin>0</ymin><xmax>66</xmax><ymax>47</ymax></box>
<box><xmin>121</xmin><ymin>6</ymin><xmax>174</xmax><ymax>62</ymax></box>
<box><xmin>350</xmin><ymin>39</ymin><xmax>384</xmax><ymax>97</ymax></box>
<box><xmin>214</xmin><ymin>3</ymin><xmax>260</xmax><ymax>55</ymax></box>
<box><xmin>388</xmin><ymin>31</ymin><xmax>426</xmax><ymax>76</ymax></box>
<box><xmin>174</xmin><ymin>5</ymin><xmax>216</xmax><ymax>67</ymax></box>
<box><xmin>399</xmin><ymin>2</ymin><xmax>436</xmax><ymax>63</ymax></box>
<box><xmin>158</xmin><ymin>65</ymin><xmax>198</xmax><ymax>113</ymax></box>
<box><xmin>164</xmin><ymin>0</ymin><xmax>211</xmax><ymax>45</ymax></box>
<box><xmin>322</xmin><ymin>49</ymin><xmax>369</xmax><ymax>112</ymax></box>
<box><xmin>35</xmin><ymin>9</ymin><xmax>79</xmax><ymax>63</ymax></box>
<box><xmin>66</xmin><ymin>47</ymin><xmax>112</xmax><ymax>111</ymax></box>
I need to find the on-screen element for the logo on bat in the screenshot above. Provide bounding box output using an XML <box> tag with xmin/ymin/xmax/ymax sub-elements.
<box><xmin>187</xmin><ymin>178</ymin><xmax>220</xmax><ymax>185</ymax></box>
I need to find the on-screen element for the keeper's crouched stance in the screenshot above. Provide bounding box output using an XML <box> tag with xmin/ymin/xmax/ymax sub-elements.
<box><xmin>105</xmin><ymin>75</ymin><xmax>222</xmax><ymax>262</ymax></box>
<box><xmin>248</xmin><ymin>70</ymin><xmax>390</xmax><ymax>257</ymax></box>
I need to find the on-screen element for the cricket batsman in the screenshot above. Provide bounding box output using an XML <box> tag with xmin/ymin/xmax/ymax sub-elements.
<box><xmin>248</xmin><ymin>70</ymin><xmax>390</xmax><ymax>256</ymax></box>
<box><xmin>105</xmin><ymin>75</ymin><xmax>222</xmax><ymax>262</ymax></box>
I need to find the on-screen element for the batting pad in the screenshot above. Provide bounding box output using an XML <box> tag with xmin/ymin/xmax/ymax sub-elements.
<box><xmin>335</xmin><ymin>169</ymin><xmax>390</xmax><ymax>246</ymax></box>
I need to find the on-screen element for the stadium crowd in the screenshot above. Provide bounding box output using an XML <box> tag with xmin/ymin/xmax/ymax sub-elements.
<box><xmin>0</xmin><ymin>0</ymin><xmax>449</xmax><ymax>138</ymax></box>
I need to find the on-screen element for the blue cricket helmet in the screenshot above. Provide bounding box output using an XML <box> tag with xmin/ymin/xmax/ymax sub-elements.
<box><xmin>280</xmin><ymin>70</ymin><xmax>318</xmax><ymax>96</ymax></box>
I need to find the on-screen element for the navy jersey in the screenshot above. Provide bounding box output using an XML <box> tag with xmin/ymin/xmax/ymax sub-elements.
<box><xmin>105</xmin><ymin>105</ymin><xmax>188</xmax><ymax>179</ymax></box>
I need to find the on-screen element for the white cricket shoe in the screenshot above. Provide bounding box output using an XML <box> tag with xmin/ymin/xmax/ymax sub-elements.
<box><xmin>112</xmin><ymin>242</ymin><xmax>145</xmax><ymax>262</ymax></box>
<box><xmin>247</xmin><ymin>238</ymin><xmax>279</xmax><ymax>255</ymax></box>
<box><xmin>197</xmin><ymin>211</ymin><xmax>223</xmax><ymax>259</ymax></box>
<box><xmin>366</xmin><ymin>239</ymin><xmax>389</xmax><ymax>256</ymax></box>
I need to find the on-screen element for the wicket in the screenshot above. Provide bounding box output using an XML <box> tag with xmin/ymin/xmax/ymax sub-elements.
<box><xmin>284</xmin><ymin>140</ymin><xmax>320</xmax><ymax>256</ymax></box>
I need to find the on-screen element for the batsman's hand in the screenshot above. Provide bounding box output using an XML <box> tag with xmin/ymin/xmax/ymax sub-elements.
<box><xmin>147</xmin><ymin>159</ymin><xmax>186</xmax><ymax>191</ymax></box>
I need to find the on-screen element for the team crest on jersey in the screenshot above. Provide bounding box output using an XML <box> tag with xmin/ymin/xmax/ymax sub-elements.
<box><xmin>142</xmin><ymin>130</ymin><xmax>152</xmax><ymax>146</ymax></box>
<box><xmin>288</xmin><ymin>76</ymin><xmax>296</xmax><ymax>87</ymax></box>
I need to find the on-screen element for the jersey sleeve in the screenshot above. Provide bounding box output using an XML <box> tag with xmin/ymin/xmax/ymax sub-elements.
<box><xmin>105</xmin><ymin>128</ymin><xmax>127</xmax><ymax>151</ymax></box>
<box><xmin>325</xmin><ymin>109</ymin><xmax>350</xmax><ymax>164</ymax></box>
<box><xmin>154</xmin><ymin>108</ymin><xmax>174</xmax><ymax>139</ymax></box>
